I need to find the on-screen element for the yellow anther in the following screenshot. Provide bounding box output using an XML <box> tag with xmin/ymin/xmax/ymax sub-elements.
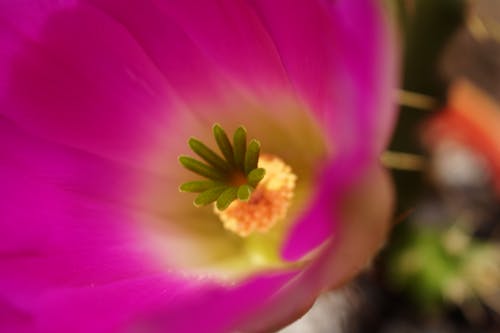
<box><xmin>214</xmin><ymin>154</ymin><xmax>297</xmax><ymax>237</ymax></box>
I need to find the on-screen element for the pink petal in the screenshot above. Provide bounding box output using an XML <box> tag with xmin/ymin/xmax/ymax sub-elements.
<box><xmin>0</xmin><ymin>118</ymin><xmax>164</xmax><ymax>298</ymax></box>
<box><xmin>283</xmin><ymin>151</ymin><xmax>368</xmax><ymax>260</ymax></box>
<box><xmin>140</xmin><ymin>157</ymin><xmax>392</xmax><ymax>333</ymax></box>
<box><xmin>0</xmin><ymin>298</ymin><xmax>33</xmax><ymax>333</ymax></box>
<box><xmin>89</xmin><ymin>0</ymin><xmax>293</xmax><ymax>101</ymax></box>
<box><xmin>264</xmin><ymin>0</ymin><xmax>397</xmax><ymax>259</ymax></box>
<box><xmin>0</xmin><ymin>105</ymin><xmax>302</xmax><ymax>333</ymax></box>
<box><xmin>37</xmin><ymin>274</ymin><xmax>201</xmax><ymax>333</ymax></box>
<box><xmin>0</xmin><ymin>1</ymin><xmax>198</xmax><ymax>170</ymax></box>
<box><xmin>251</xmin><ymin>0</ymin><xmax>397</xmax><ymax>153</ymax></box>
<box><xmin>239</xmin><ymin>162</ymin><xmax>394</xmax><ymax>332</ymax></box>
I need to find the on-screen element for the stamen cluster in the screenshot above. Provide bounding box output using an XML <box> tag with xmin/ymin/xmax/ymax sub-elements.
<box><xmin>215</xmin><ymin>155</ymin><xmax>297</xmax><ymax>237</ymax></box>
<box><xmin>179</xmin><ymin>124</ymin><xmax>266</xmax><ymax>211</ymax></box>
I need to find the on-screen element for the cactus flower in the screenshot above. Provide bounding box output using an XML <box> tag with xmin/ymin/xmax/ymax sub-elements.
<box><xmin>0</xmin><ymin>1</ymin><xmax>396</xmax><ymax>332</ymax></box>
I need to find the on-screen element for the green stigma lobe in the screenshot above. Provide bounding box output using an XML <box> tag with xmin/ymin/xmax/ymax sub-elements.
<box><xmin>237</xmin><ymin>184</ymin><xmax>253</xmax><ymax>202</ymax></box>
<box><xmin>233</xmin><ymin>126</ymin><xmax>247</xmax><ymax>170</ymax></box>
<box><xmin>188</xmin><ymin>138</ymin><xmax>231</xmax><ymax>172</ymax></box>
<box><xmin>216</xmin><ymin>187</ymin><xmax>239</xmax><ymax>210</ymax></box>
<box><xmin>213</xmin><ymin>124</ymin><xmax>235</xmax><ymax>166</ymax></box>
<box><xmin>194</xmin><ymin>186</ymin><xmax>228</xmax><ymax>207</ymax></box>
<box><xmin>247</xmin><ymin>168</ymin><xmax>266</xmax><ymax>187</ymax></box>
<box><xmin>179</xmin><ymin>124</ymin><xmax>266</xmax><ymax>210</ymax></box>
<box><xmin>178</xmin><ymin>156</ymin><xmax>227</xmax><ymax>181</ymax></box>
<box><xmin>179</xmin><ymin>180</ymin><xmax>223</xmax><ymax>193</ymax></box>
<box><xmin>244</xmin><ymin>139</ymin><xmax>260</xmax><ymax>175</ymax></box>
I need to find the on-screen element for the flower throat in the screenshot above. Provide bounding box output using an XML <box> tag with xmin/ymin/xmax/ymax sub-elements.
<box><xmin>179</xmin><ymin>124</ymin><xmax>296</xmax><ymax>237</ymax></box>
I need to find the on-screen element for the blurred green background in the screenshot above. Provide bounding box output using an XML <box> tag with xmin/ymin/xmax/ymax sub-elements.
<box><xmin>359</xmin><ymin>1</ymin><xmax>500</xmax><ymax>332</ymax></box>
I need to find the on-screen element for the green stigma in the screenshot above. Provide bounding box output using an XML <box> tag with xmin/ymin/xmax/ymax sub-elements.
<box><xmin>179</xmin><ymin>124</ymin><xmax>266</xmax><ymax>211</ymax></box>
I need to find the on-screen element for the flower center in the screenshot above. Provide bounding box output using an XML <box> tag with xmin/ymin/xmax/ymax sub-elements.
<box><xmin>215</xmin><ymin>154</ymin><xmax>296</xmax><ymax>237</ymax></box>
<box><xmin>179</xmin><ymin>124</ymin><xmax>297</xmax><ymax>237</ymax></box>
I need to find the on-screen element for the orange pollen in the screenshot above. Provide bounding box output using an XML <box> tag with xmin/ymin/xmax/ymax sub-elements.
<box><xmin>214</xmin><ymin>154</ymin><xmax>297</xmax><ymax>237</ymax></box>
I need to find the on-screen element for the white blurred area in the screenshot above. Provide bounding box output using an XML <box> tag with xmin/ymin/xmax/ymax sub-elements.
<box><xmin>279</xmin><ymin>290</ymin><xmax>352</xmax><ymax>333</ymax></box>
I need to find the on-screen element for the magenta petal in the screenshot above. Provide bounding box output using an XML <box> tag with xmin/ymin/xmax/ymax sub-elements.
<box><xmin>0</xmin><ymin>107</ymin><xmax>302</xmax><ymax>333</ymax></box>
<box><xmin>239</xmin><ymin>163</ymin><xmax>394</xmax><ymax>333</ymax></box>
<box><xmin>0</xmin><ymin>1</ymin><xmax>183</xmax><ymax>166</ymax></box>
<box><xmin>153</xmin><ymin>0</ymin><xmax>294</xmax><ymax>99</ymax></box>
<box><xmin>37</xmin><ymin>274</ymin><xmax>200</xmax><ymax>333</ymax></box>
<box><xmin>90</xmin><ymin>0</ymin><xmax>292</xmax><ymax>98</ymax></box>
<box><xmin>0</xmin><ymin>119</ymin><xmax>151</xmax><ymax>214</ymax></box>
<box><xmin>258</xmin><ymin>0</ymin><xmax>397</xmax><ymax>259</ymax></box>
<box><xmin>251</xmin><ymin>0</ymin><xmax>397</xmax><ymax>152</ymax></box>
<box><xmin>0</xmin><ymin>119</ymin><xmax>164</xmax><ymax>294</ymax></box>
<box><xmin>133</xmin><ymin>270</ymin><xmax>299</xmax><ymax>333</ymax></box>
<box><xmin>0</xmin><ymin>173</ymin><xmax>159</xmax><ymax>292</ymax></box>
<box><xmin>83</xmin><ymin>0</ymin><xmax>239</xmax><ymax>102</ymax></box>
<box><xmin>0</xmin><ymin>298</ymin><xmax>33</xmax><ymax>333</ymax></box>
<box><xmin>283</xmin><ymin>151</ymin><xmax>369</xmax><ymax>260</ymax></box>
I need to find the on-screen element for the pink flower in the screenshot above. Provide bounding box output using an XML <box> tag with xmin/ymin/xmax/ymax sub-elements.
<box><xmin>0</xmin><ymin>1</ymin><xmax>396</xmax><ymax>332</ymax></box>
